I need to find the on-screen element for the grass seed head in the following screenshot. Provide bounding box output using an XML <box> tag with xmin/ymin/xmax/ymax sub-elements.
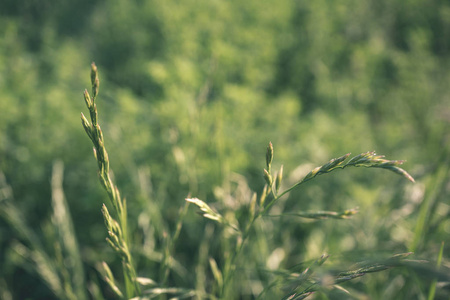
<box><xmin>260</xmin><ymin>185</ymin><xmax>268</xmax><ymax>207</ymax></box>
<box><xmin>263</xmin><ymin>169</ymin><xmax>273</xmax><ymax>187</ymax></box>
<box><xmin>275</xmin><ymin>165</ymin><xmax>283</xmax><ymax>194</ymax></box>
<box><xmin>80</xmin><ymin>113</ymin><xmax>92</xmax><ymax>140</ymax></box>
<box><xmin>91</xmin><ymin>62</ymin><xmax>100</xmax><ymax>98</ymax></box>
<box><xmin>249</xmin><ymin>192</ymin><xmax>257</xmax><ymax>220</ymax></box>
<box><xmin>83</xmin><ymin>89</ymin><xmax>92</xmax><ymax>109</ymax></box>
<box><xmin>266</xmin><ymin>142</ymin><xmax>274</xmax><ymax>171</ymax></box>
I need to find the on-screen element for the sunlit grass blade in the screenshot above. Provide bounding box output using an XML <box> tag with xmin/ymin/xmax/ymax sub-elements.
<box><xmin>51</xmin><ymin>160</ymin><xmax>87</xmax><ymax>300</ymax></box>
<box><xmin>96</xmin><ymin>262</ymin><xmax>124</xmax><ymax>298</ymax></box>
<box><xmin>10</xmin><ymin>241</ymin><xmax>65</xmax><ymax>299</ymax></box>
<box><xmin>209</xmin><ymin>257</ymin><xmax>224</xmax><ymax>294</ymax></box>
<box><xmin>186</xmin><ymin>198</ymin><xmax>239</xmax><ymax>232</ymax></box>
<box><xmin>272</xmin><ymin>208</ymin><xmax>358</xmax><ymax>220</ymax></box>
<box><xmin>132</xmin><ymin>287</ymin><xmax>197</xmax><ymax>299</ymax></box>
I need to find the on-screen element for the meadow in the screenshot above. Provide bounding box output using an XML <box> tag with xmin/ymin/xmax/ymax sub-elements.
<box><xmin>0</xmin><ymin>1</ymin><xmax>449</xmax><ymax>299</ymax></box>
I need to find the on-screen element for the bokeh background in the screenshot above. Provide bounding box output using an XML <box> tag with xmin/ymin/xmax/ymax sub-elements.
<box><xmin>0</xmin><ymin>0</ymin><xmax>449</xmax><ymax>299</ymax></box>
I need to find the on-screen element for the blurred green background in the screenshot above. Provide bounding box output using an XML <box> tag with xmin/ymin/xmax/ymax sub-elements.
<box><xmin>0</xmin><ymin>0</ymin><xmax>449</xmax><ymax>299</ymax></box>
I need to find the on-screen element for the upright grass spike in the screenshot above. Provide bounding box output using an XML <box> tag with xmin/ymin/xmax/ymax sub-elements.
<box><xmin>275</xmin><ymin>165</ymin><xmax>283</xmax><ymax>195</ymax></box>
<box><xmin>81</xmin><ymin>63</ymin><xmax>141</xmax><ymax>298</ymax></box>
<box><xmin>91</xmin><ymin>62</ymin><xmax>100</xmax><ymax>99</ymax></box>
<box><xmin>266</xmin><ymin>141</ymin><xmax>274</xmax><ymax>173</ymax></box>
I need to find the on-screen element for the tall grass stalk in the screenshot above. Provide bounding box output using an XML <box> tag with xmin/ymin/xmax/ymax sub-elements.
<box><xmin>51</xmin><ymin>160</ymin><xmax>87</xmax><ymax>300</ymax></box>
<box><xmin>81</xmin><ymin>63</ymin><xmax>140</xmax><ymax>298</ymax></box>
<box><xmin>159</xmin><ymin>201</ymin><xmax>189</xmax><ymax>287</ymax></box>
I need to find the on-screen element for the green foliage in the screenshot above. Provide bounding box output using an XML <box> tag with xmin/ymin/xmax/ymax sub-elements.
<box><xmin>0</xmin><ymin>0</ymin><xmax>449</xmax><ymax>299</ymax></box>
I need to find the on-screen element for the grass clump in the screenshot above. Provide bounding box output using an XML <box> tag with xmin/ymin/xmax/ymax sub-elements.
<box><xmin>75</xmin><ymin>63</ymin><xmax>449</xmax><ymax>299</ymax></box>
<box><xmin>187</xmin><ymin>141</ymin><xmax>416</xmax><ymax>299</ymax></box>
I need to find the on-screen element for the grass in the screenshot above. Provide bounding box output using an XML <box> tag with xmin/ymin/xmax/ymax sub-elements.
<box><xmin>1</xmin><ymin>63</ymin><xmax>448</xmax><ymax>299</ymax></box>
<box><xmin>187</xmin><ymin>142</ymin><xmax>416</xmax><ymax>299</ymax></box>
<box><xmin>0</xmin><ymin>164</ymin><xmax>87</xmax><ymax>300</ymax></box>
<box><xmin>81</xmin><ymin>63</ymin><xmax>140</xmax><ymax>298</ymax></box>
<box><xmin>79</xmin><ymin>64</ymin><xmax>427</xmax><ymax>299</ymax></box>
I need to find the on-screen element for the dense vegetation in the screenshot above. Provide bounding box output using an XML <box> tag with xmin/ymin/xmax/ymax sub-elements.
<box><xmin>0</xmin><ymin>0</ymin><xmax>449</xmax><ymax>299</ymax></box>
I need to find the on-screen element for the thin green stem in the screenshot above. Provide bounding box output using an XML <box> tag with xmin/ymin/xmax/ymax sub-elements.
<box><xmin>427</xmin><ymin>242</ymin><xmax>444</xmax><ymax>300</ymax></box>
<box><xmin>220</xmin><ymin>216</ymin><xmax>257</xmax><ymax>299</ymax></box>
<box><xmin>160</xmin><ymin>202</ymin><xmax>189</xmax><ymax>287</ymax></box>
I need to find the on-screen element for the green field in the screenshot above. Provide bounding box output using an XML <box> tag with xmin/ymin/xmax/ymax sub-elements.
<box><xmin>0</xmin><ymin>1</ymin><xmax>449</xmax><ymax>299</ymax></box>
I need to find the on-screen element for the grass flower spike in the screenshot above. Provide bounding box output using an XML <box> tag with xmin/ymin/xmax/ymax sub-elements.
<box><xmin>81</xmin><ymin>63</ymin><xmax>140</xmax><ymax>298</ymax></box>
